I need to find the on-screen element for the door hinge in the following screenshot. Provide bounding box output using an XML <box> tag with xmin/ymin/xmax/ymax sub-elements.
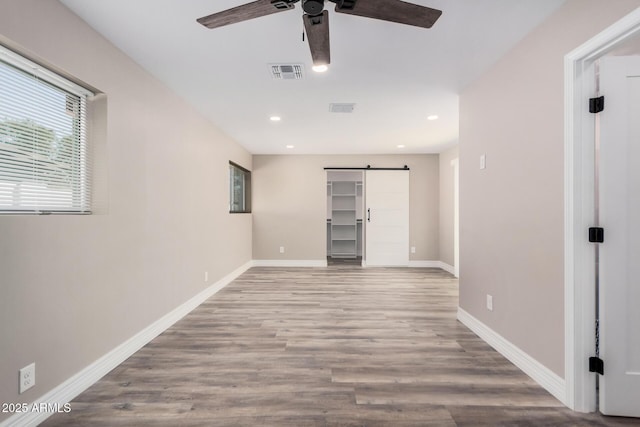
<box><xmin>589</xmin><ymin>356</ymin><xmax>604</xmax><ymax>375</ymax></box>
<box><xmin>589</xmin><ymin>96</ymin><xmax>605</xmax><ymax>113</ymax></box>
<box><xmin>589</xmin><ymin>227</ymin><xmax>604</xmax><ymax>243</ymax></box>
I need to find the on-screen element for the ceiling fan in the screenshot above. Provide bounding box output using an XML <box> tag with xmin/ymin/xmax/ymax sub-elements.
<box><xmin>196</xmin><ymin>0</ymin><xmax>442</xmax><ymax>69</ymax></box>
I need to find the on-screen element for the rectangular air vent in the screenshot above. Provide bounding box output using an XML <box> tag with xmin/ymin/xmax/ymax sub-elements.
<box><xmin>329</xmin><ymin>103</ymin><xmax>356</xmax><ymax>113</ymax></box>
<box><xmin>270</xmin><ymin>64</ymin><xmax>304</xmax><ymax>80</ymax></box>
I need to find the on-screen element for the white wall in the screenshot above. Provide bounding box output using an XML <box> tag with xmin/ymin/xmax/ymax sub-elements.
<box><xmin>0</xmin><ymin>0</ymin><xmax>252</xmax><ymax>419</ymax></box>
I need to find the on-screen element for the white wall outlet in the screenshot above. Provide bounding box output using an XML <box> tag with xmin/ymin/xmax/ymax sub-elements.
<box><xmin>204</xmin><ymin>271</ymin><xmax>208</xmax><ymax>282</ymax></box>
<box><xmin>279</xmin><ymin>246</ymin><xmax>285</xmax><ymax>254</ymax></box>
<box><xmin>410</xmin><ymin>246</ymin><xmax>416</xmax><ymax>254</ymax></box>
<box><xmin>486</xmin><ymin>294</ymin><xmax>493</xmax><ymax>311</ymax></box>
<box><xmin>19</xmin><ymin>363</ymin><xmax>35</xmax><ymax>394</ymax></box>
<box><xmin>480</xmin><ymin>154</ymin><xmax>486</xmax><ymax>170</ymax></box>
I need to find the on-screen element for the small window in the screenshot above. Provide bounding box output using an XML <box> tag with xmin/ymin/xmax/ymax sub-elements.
<box><xmin>229</xmin><ymin>161</ymin><xmax>251</xmax><ymax>213</ymax></box>
<box><xmin>0</xmin><ymin>45</ymin><xmax>93</xmax><ymax>214</ymax></box>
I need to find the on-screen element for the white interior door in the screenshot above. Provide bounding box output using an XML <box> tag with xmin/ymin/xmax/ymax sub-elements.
<box><xmin>598</xmin><ymin>56</ymin><xmax>640</xmax><ymax>417</ymax></box>
<box><xmin>365</xmin><ymin>170</ymin><xmax>409</xmax><ymax>266</ymax></box>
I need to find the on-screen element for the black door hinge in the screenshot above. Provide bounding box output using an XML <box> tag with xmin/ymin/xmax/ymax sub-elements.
<box><xmin>589</xmin><ymin>356</ymin><xmax>604</xmax><ymax>375</ymax></box>
<box><xmin>589</xmin><ymin>227</ymin><xmax>604</xmax><ymax>243</ymax></box>
<box><xmin>589</xmin><ymin>96</ymin><xmax>605</xmax><ymax>113</ymax></box>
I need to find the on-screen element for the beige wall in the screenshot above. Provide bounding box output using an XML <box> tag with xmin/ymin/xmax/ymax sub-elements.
<box><xmin>439</xmin><ymin>146</ymin><xmax>458</xmax><ymax>268</ymax></box>
<box><xmin>0</xmin><ymin>0</ymin><xmax>251</xmax><ymax>417</ymax></box>
<box><xmin>459</xmin><ymin>0</ymin><xmax>640</xmax><ymax>377</ymax></box>
<box><xmin>253</xmin><ymin>155</ymin><xmax>439</xmax><ymax>262</ymax></box>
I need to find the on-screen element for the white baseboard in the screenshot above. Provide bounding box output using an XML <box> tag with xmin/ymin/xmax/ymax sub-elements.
<box><xmin>407</xmin><ymin>260</ymin><xmax>440</xmax><ymax>268</ymax></box>
<box><xmin>457</xmin><ymin>307</ymin><xmax>567</xmax><ymax>406</ymax></box>
<box><xmin>437</xmin><ymin>261</ymin><xmax>456</xmax><ymax>275</ymax></box>
<box><xmin>0</xmin><ymin>261</ymin><xmax>252</xmax><ymax>427</ymax></box>
<box><xmin>252</xmin><ymin>259</ymin><xmax>328</xmax><ymax>267</ymax></box>
<box><xmin>408</xmin><ymin>260</ymin><xmax>456</xmax><ymax>275</ymax></box>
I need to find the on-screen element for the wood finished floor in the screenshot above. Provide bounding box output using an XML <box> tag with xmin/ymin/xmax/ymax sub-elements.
<box><xmin>43</xmin><ymin>267</ymin><xmax>639</xmax><ymax>426</ymax></box>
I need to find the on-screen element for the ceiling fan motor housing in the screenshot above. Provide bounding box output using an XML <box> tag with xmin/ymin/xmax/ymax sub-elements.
<box><xmin>303</xmin><ymin>0</ymin><xmax>325</xmax><ymax>15</ymax></box>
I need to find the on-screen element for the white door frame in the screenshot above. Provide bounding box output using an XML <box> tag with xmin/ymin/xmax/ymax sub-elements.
<box><xmin>564</xmin><ymin>7</ymin><xmax>640</xmax><ymax>412</ymax></box>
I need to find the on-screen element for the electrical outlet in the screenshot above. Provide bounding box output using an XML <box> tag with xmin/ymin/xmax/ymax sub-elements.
<box><xmin>204</xmin><ymin>271</ymin><xmax>208</xmax><ymax>282</ymax></box>
<box><xmin>19</xmin><ymin>363</ymin><xmax>35</xmax><ymax>394</ymax></box>
<box><xmin>486</xmin><ymin>294</ymin><xmax>493</xmax><ymax>311</ymax></box>
<box><xmin>279</xmin><ymin>246</ymin><xmax>285</xmax><ymax>254</ymax></box>
<box><xmin>410</xmin><ymin>246</ymin><xmax>416</xmax><ymax>254</ymax></box>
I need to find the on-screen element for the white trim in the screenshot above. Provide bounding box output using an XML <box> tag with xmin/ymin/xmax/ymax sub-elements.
<box><xmin>408</xmin><ymin>260</ymin><xmax>456</xmax><ymax>275</ymax></box>
<box><xmin>438</xmin><ymin>261</ymin><xmax>456</xmax><ymax>275</ymax></box>
<box><xmin>252</xmin><ymin>259</ymin><xmax>328</xmax><ymax>267</ymax></box>
<box><xmin>0</xmin><ymin>261</ymin><xmax>252</xmax><ymax>427</ymax></box>
<box><xmin>0</xmin><ymin>44</ymin><xmax>94</xmax><ymax>98</ymax></box>
<box><xmin>457</xmin><ymin>307</ymin><xmax>566</xmax><ymax>405</ymax></box>
<box><xmin>563</xmin><ymin>6</ymin><xmax>640</xmax><ymax>413</ymax></box>
<box><xmin>407</xmin><ymin>260</ymin><xmax>440</xmax><ymax>268</ymax></box>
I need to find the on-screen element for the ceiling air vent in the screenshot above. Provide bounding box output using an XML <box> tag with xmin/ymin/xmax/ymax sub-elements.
<box><xmin>270</xmin><ymin>64</ymin><xmax>304</xmax><ymax>80</ymax></box>
<box><xmin>329</xmin><ymin>103</ymin><xmax>356</xmax><ymax>113</ymax></box>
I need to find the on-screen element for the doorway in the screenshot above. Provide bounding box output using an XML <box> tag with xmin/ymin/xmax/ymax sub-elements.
<box><xmin>451</xmin><ymin>158</ymin><xmax>460</xmax><ymax>278</ymax></box>
<box><xmin>326</xmin><ymin>170</ymin><xmax>364</xmax><ymax>266</ymax></box>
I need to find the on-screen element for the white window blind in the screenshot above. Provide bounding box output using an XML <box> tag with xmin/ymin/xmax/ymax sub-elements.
<box><xmin>0</xmin><ymin>46</ymin><xmax>93</xmax><ymax>214</ymax></box>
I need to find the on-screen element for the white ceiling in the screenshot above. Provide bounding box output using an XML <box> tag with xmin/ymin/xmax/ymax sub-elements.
<box><xmin>60</xmin><ymin>0</ymin><xmax>565</xmax><ymax>154</ymax></box>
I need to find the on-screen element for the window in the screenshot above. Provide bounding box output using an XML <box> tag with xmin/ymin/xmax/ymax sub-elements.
<box><xmin>229</xmin><ymin>161</ymin><xmax>251</xmax><ymax>213</ymax></box>
<box><xmin>0</xmin><ymin>45</ymin><xmax>93</xmax><ymax>214</ymax></box>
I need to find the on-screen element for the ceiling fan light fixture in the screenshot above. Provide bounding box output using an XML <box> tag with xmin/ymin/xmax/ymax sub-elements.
<box><xmin>312</xmin><ymin>64</ymin><xmax>328</xmax><ymax>73</ymax></box>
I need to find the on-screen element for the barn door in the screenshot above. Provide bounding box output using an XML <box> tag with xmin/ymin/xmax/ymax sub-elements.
<box><xmin>364</xmin><ymin>170</ymin><xmax>409</xmax><ymax>266</ymax></box>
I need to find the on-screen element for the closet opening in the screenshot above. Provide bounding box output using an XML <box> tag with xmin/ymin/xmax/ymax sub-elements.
<box><xmin>326</xmin><ymin>170</ymin><xmax>364</xmax><ymax>266</ymax></box>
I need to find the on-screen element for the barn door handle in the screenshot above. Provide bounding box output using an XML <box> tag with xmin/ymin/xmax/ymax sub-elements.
<box><xmin>367</xmin><ymin>208</ymin><xmax>371</xmax><ymax>222</ymax></box>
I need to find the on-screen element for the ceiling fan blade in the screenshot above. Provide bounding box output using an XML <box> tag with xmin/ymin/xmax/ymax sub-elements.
<box><xmin>197</xmin><ymin>0</ymin><xmax>296</xmax><ymax>29</ymax></box>
<box><xmin>303</xmin><ymin>11</ymin><xmax>331</xmax><ymax>66</ymax></box>
<box><xmin>334</xmin><ymin>0</ymin><xmax>442</xmax><ymax>29</ymax></box>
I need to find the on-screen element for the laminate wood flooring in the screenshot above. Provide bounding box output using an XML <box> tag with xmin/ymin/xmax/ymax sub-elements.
<box><xmin>43</xmin><ymin>267</ymin><xmax>640</xmax><ymax>426</ymax></box>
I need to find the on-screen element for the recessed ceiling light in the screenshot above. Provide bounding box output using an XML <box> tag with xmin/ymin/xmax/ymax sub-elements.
<box><xmin>286</xmin><ymin>145</ymin><xmax>294</xmax><ymax>149</ymax></box>
<box><xmin>270</xmin><ymin>116</ymin><xmax>281</xmax><ymax>122</ymax></box>
<box><xmin>312</xmin><ymin>64</ymin><xmax>328</xmax><ymax>73</ymax></box>
<box><xmin>397</xmin><ymin>144</ymin><xmax>405</xmax><ymax>148</ymax></box>
<box><xmin>427</xmin><ymin>115</ymin><xmax>439</xmax><ymax>121</ymax></box>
